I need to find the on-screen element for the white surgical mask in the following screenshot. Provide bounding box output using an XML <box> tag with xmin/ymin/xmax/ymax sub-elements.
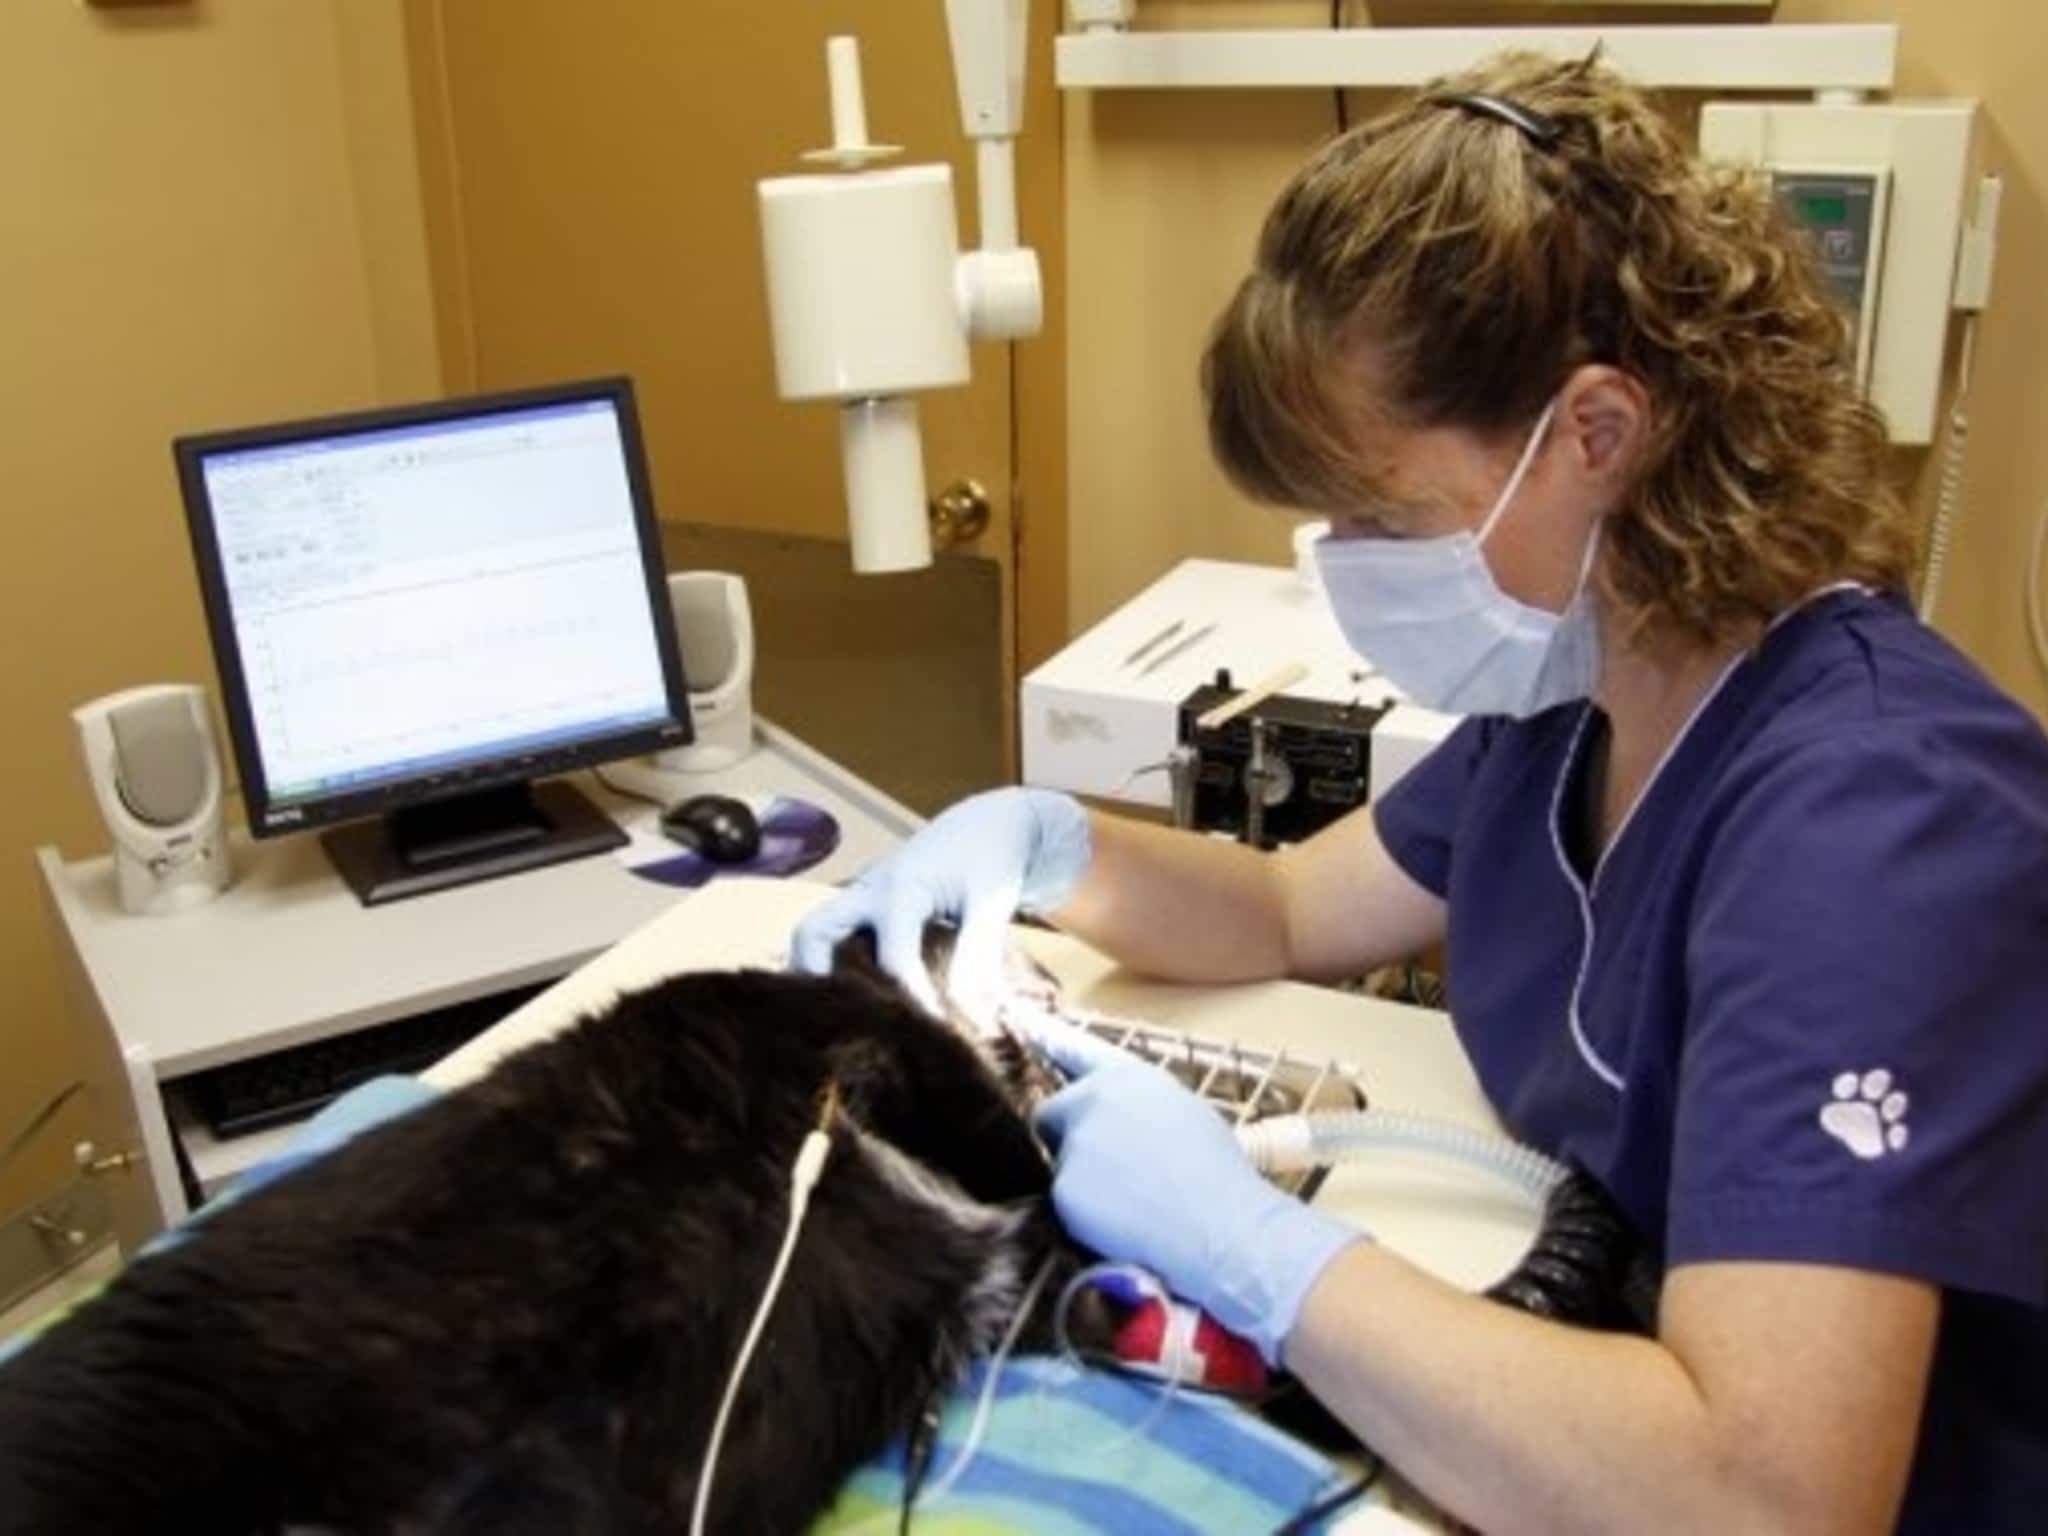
<box><xmin>1314</xmin><ymin>400</ymin><xmax>1601</xmax><ymax>717</ymax></box>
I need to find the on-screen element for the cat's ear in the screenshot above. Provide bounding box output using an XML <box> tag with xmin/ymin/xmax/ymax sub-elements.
<box><xmin>827</xmin><ymin>926</ymin><xmax>885</xmax><ymax>980</ymax></box>
<box><xmin>822</xmin><ymin>1035</ymin><xmax>908</xmax><ymax>1126</ymax></box>
<box><xmin>823</xmin><ymin>928</ymin><xmax>940</xmax><ymax>1023</ymax></box>
<box><xmin>824</xmin><ymin>920</ymin><xmax>968</xmax><ymax>1028</ymax></box>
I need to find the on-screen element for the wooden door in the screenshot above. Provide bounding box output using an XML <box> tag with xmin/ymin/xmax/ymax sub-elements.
<box><xmin>406</xmin><ymin>0</ymin><xmax>1061</xmax><ymax>811</ymax></box>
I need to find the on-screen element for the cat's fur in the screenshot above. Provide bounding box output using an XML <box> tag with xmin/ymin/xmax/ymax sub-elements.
<box><xmin>0</xmin><ymin>961</ymin><xmax>1062</xmax><ymax>1535</ymax></box>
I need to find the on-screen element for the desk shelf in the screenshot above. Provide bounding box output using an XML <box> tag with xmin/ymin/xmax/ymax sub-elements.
<box><xmin>165</xmin><ymin>1095</ymin><xmax>298</xmax><ymax>1203</ymax></box>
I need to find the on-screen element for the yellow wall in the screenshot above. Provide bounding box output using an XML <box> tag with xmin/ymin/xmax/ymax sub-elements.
<box><xmin>1063</xmin><ymin>2</ymin><xmax>2048</xmax><ymax>722</ymax></box>
<box><xmin>0</xmin><ymin>1</ymin><xmax>436</xmax><ymax>1212</ymax></box>
<box><xmin>409</xmin><ymin>2</ymin><xmax>1018</xmax><ymax>550</ymax></box>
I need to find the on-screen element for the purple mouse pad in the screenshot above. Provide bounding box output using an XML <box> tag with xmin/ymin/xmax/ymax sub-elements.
<box><xmin>625</xmin><ymin>795</ymin><xmax>842</xmax><ymax>890</ymax></box>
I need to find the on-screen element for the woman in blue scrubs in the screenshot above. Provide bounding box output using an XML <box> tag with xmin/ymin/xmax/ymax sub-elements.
<box><xmin>794</xmin><ymin>52</ymin><xmax>2048</xmax><ymax>1532</ymax></box>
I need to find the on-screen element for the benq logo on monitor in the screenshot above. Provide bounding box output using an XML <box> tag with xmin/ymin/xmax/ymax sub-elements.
<box><xmin>268</xmin><ymin>808</ymin><xmax>305</xmax><ymax>828</ymax></box>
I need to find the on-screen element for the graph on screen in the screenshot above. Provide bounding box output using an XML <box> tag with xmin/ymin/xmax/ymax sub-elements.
<box><xmin>200</xmin><ymin>399</ymin><xmax>672</xmax><ymax>802</ymax></box>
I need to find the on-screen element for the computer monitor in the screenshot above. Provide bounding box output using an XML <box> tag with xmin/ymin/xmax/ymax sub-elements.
<box><xmin>176</xmin><ymin>377</ymin><xmax>692</xmax><ymax>905</ymax></box>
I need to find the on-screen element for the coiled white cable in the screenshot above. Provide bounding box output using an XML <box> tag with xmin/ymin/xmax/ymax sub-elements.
<box><xmin>1918</xmin><ymin>315</ymin><xmax>1977</xmax><ymax>625</ymax></box>
<box><xmin>2030</xmin><ymin>492</ymin><xmax>2048</xmax><ymax>687</ymax></box>
<box><xmin>1237</xmin><ymin>1109</ymin><xmax>1570</xmax><ymax>1205</ymax></box>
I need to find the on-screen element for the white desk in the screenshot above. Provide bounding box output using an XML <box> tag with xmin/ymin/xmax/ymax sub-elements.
<box><xmin>35</xmin><ymin>721</ymin><xmax>920</xmax><ymax>1239</ymax></box>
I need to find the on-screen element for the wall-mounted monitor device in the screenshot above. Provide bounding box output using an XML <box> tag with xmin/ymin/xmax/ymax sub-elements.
<box><xmin>1770</xmin><ymin>166</ymin><xmax>1890</xmax><ymax>389</ymax></box>
<box><xmin>176</xmin><ymin>377</ymin><xmax>692</xmax><ymax>905</ymax></box>
<box><xmin>1700</xmin><ymin>99</ymin><xmax>1975</xmax><ymax>447</ymax></box>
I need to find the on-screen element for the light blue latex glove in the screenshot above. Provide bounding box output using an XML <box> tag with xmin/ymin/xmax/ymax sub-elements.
<box><xmin>1028</xmin><ymin>1018</ymin><xmax>1365</xmax><ymax>1367</ymax></box>
<box><xmin>789</xmin><ymin>787</ymin><xmax>1093</xmax><ymax>1015</ymax></box>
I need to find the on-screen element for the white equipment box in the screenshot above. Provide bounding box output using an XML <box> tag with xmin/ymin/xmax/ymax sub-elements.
<box><xmin>1022</xmin><ymin>558</ymin><xmax>1458</xmax><ymax>815</ymax></box>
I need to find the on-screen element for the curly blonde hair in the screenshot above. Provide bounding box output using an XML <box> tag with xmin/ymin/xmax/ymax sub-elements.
<box><xmin>1203</xmin><ymin>52</ymin><xmax>1914</xmax><ymax>647</ymax></box>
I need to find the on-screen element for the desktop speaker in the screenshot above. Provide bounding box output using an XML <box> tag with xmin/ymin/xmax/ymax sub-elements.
<box><xmin>73</xmin><ymin>683</ymin><xmax>233</xmax><ymax>915</ymax></box>
<box><xmin>654</xmin><ymin>570</ymin><xmax>756</xmax><ymax>772</ymax></box>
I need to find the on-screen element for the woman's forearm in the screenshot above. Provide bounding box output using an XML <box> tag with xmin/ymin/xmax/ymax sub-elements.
<box><xmin>1051</xmin><ymin>812</ymin><xmax>1295</xmax><ymax>983</ymax></box>
<box><xmin>1285</xmin><ymin>1244</ymin><xmax>1933</xmax><ymax>1536</ymax></box>
<box><xmin>1049</xmin><ymin>804</ymin><xmax>1447</xmax><ymax>985</ymax></box>
<box><xmin>1291</xmin><ymin>1246</ymin><xmax>1724</xmax><ymax>1534</ymax></box>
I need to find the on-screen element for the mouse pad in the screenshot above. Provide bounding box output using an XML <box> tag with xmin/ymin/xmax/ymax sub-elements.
<box><xmin>622</xmin><ymin>795</ymin><xmax>842</xmax><ymax>890</ymax></box>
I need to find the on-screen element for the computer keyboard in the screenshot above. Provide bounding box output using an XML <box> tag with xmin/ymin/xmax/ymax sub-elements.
<box><xmin>185</xmin><ymin>981</ymin><xmax>552</xmax><ymax>1139</ymax></box>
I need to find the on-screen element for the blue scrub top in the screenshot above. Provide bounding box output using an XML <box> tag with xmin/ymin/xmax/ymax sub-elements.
<box><xmin>1374</xmin><ymin>587</ymin><xmax>2048</xmax><ymax>1531</ymax></box>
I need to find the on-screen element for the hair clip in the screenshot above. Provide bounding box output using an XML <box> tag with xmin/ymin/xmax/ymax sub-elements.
<box><xmin>1433</xmin><ymin>92</ymin><xmax>1565</xmax><ymax>150</ymax></box>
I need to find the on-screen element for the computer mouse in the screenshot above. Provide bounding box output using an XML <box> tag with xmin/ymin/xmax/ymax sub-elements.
<box><xmin>660</xmin><ymin>794</ymin><xmax>762</xmax><ymax>865</ymax></box>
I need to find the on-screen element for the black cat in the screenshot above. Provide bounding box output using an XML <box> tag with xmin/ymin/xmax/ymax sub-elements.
<box><xmin>0</xmin><ymin>961</ymin><xmax>1063</xmax><ymax>1534</ymax></box>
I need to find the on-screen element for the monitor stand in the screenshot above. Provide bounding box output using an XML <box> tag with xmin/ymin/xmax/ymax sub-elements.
<box><xmin>321</xmin><ymin>780</ymin><xmax>628</xmax><ymax>906</ymax></box>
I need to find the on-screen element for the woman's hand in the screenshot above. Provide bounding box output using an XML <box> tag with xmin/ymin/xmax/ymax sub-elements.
<box><xmin>1025</xmin><ymin>1018</ymin><xmax>1364</xmax><ymax>1364</ymax></box>
<box><xmin>789</xmin><ymin>788</ymin><xmax>1092</xmax><ymax>1013</ymax></box>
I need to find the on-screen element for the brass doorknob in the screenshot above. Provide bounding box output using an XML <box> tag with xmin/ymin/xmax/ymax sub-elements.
<box><xmin>74</xmin><ymin>1140</ymin><xmax>142</xmax><ymax>1177</ymax></box>
<box><xmin>928</xmin><ymin>478</ymin><xmax>991</xmax><ymax>549</ymax></box>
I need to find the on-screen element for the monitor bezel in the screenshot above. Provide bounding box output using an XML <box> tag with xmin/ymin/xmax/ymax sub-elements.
<box><xmin>175</xmin><ymin>376</ymin><xmax>693</xmax><ymax>840</ymax></box>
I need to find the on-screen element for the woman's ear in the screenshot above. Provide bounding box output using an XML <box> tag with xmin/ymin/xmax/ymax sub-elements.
<box><xmin>1557</xmin><ymin>364</ymin><xmax>1651</xmax><ymax>493</ymax></box>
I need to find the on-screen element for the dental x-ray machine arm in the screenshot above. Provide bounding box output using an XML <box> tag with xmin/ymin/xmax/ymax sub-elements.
<box><xmin>758</xmin><ymin>1</ymin><xmax>1040</xmax><ymax>573</ymax></box>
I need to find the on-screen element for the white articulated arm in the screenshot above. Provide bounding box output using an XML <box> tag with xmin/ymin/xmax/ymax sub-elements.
<box><xmin>946</xmin><ymin>0</ymin><xmax>1042</xmax><ymax>339</ymax></box>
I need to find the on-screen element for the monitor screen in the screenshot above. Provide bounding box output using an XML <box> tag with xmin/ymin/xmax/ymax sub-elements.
<box><xmin>178</xmin><ymin>379</ymin><xmax>690</xmax><ymax>841</ymax></box>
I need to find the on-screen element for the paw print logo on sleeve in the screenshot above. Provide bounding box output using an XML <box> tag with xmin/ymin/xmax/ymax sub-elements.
<box><xmin>1819</xmin><ymin>1069</ymin><xmax>1911</xmax><ymax>1161</ymax></box>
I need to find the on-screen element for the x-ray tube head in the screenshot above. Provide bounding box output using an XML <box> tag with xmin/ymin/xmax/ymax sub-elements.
<box><xmin>757</xmin><ymin>21</ymin><xmax>1039</xmax><ymax>574</ymax></box>
<box><xmin>840</xmin><ymin>398</ymin><xmax>930</xmax><ymax>573</ymax></box>
<box><xmin>758</xmin><ymin>167</ymin><xmax>970</xmax><ymax>404</ymax></box>
<box><xmin>759</xmin><ymin>165</ymin><xmax>969</xmax><ymax>573</ymax></box>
